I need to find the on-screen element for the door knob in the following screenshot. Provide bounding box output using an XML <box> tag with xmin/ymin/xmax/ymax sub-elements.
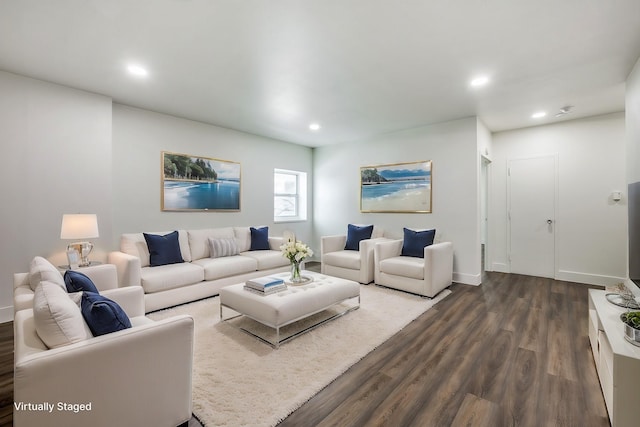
<box><xmin>547</xmin><ymin>219</ymin><xmax>553</xmax><ymax>224</ymax></box>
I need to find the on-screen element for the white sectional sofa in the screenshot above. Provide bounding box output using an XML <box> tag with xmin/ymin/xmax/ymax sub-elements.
<box><xmin>108</xmin><ymin>226</ymin><xmax>289</xmax><ymax>312</ymax></box>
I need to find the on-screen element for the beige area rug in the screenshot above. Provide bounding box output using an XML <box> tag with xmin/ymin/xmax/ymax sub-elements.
<box><xmin>149</xmin><ymin>285</ymin><xmax>451</xmax><ymax>427</ymax></box>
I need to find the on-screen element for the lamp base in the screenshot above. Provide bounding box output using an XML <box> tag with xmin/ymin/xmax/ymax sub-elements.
<box><xmin>67</xmin><ymin>242</ymin><xmax>94</xmax><ymax>267</ymax></box>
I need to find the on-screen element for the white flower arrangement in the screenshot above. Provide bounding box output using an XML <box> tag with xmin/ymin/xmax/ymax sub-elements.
<box><xmin>280</xmin><ymin>240</ymin><xmax>314</xmax><ymax>263</ymax></box>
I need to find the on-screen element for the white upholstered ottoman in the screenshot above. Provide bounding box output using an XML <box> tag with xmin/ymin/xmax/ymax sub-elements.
<box><xmin>220</xmin><ymin>271</ymin><xmax>360</xmax><ymax>348</ymax></box>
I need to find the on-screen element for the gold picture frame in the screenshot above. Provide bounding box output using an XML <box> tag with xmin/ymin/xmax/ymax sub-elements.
<box><xmin>360</xmin><ymin>160</ymin><xmax>432</xmax><ymax>213</ymax></box>
<box><xmin>161</xmin><ymin>151</ymin><xmax>241</xmax><ymax>211</ymax></box>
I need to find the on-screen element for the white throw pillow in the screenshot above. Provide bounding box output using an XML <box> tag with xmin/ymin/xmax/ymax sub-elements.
<box><xmin>208</xmin><ymin>237</ymin><xmax>239</xmax><ymax>258</ymax></box>
<box><xmin>29</xmin><ymin>256</ymin><xmax>65</xmax><ymax>292</ymax></box>
<box><xmin>33</xmin><ymin>281</ymin><xmax>92</xmax><ymax>349</ymax></box>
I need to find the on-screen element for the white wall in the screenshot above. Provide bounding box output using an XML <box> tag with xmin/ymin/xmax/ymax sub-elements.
<box><xmin>489</xmin><ymin>112</ymin><xmax>627</xmax><ymax>285</ymax></box>
<box><xmin>0</xmin><ymin>71</ymin><xmax>113</xmax><ymax>321</ymax></box>
<box><xmin>313</xmin><ymin>117</ymin><xmax>482</xmax><ymax>285</ymax></box>
<box><xmin>627</xmin><ymin>57</ymin><xmax>640</xmax><ymax>184</ymax></box>
<box><xmin>112</xmin><ymin>105</ymin><xmax>314</xmax><ymax>245</ymax></box>
<box><xmin>626</xmin><ymin>56</ymin><xmax>640</xmax><ymax>297</ymax></box>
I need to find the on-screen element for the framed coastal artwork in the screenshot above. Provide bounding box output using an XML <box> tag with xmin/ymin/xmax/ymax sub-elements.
<box><xmin>360</xmin><ymin>160</ymin><xmax>432</xmax><ymax>213</ymax></box>
<box><xmin>161</xmin><ymin>151</ymin><xmax>241</xmax><ymax>211</ymax></box>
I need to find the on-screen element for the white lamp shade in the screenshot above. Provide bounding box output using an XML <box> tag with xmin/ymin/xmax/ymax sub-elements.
<box><xmin>60</xmin><ymin>214</ymin><xmax>99</xmax><ymax>239</ymax></box>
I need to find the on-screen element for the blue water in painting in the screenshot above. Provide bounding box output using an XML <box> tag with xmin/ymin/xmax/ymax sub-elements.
<box><xmin>362</xmin><ymin>181</ymin><xmax>429</xmax><ymax>200</ymax></box>
<box><xmin>164</xmin><ymin>180</ymin><xmax>240</xmax><ymax>210</ymax></box>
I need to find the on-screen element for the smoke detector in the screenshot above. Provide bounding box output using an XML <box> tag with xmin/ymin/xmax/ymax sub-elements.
<box><xmin>555</xmin><ymin>105</ymin><xmax>573</xmax><ymax>117</ymax></box>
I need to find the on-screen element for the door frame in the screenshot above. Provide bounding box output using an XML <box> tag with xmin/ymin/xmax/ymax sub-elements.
<box><xmin>506</xmin><ymin>153</ymin><xmax>559</xmax><ymax>278</ymax></box>
<box><xmin>481</xmin><ymin>154</ymin><xmax>492</xmax><ymax>272</ymax></box>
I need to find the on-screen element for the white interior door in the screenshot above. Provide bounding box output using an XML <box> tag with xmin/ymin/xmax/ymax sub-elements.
<box><xmin>509</xmin><ymin>155</ymin><xmax>556</xmax><ymax>278</ymax></box>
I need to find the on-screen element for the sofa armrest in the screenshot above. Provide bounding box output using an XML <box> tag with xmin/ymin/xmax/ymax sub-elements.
<box><xmin>101</xmin><ymin>286</ymin><xmax>145</xmax><ymax>318</ymax></box>
<box><xmin>374</xmin><ymin>239</ymin><xmax>403</xmax><ymax>262</ymax></box>
<box><xmin>359</xmin><ymin>237</ymin><xmax>389</xmax><ymax>253</ymax></box>
<box><xmin>269</xmin><ymin>236</ymin><xmax>284</xmax><ymax>251</ymax></box>
<box><xmin>108</xmin><ymin>251</ymin><xmax>142</xmax><ymax>287</ymax></box>
<box><xmin>321</xmin><ymin>235</ymin><xmax>347</xmax><ymax>255</ymax></box>
<box><xmin>14</xmin><ymin>313</ymin><xmax>194</xmax><ymax>427</ymax></box>
<box><xmin>424</xmin><ymin>241</ymin><xmax>454</xmax><ymax>285</ymax></box>
<box><xmin>80</xmin><ymin>264</ymin><xmax>118</xmax><ymax>291</ymax></box>
<box><xmin>13</xmin><ymin>273</ymin><xmax>33</xmax><ymax>313</ymax></box>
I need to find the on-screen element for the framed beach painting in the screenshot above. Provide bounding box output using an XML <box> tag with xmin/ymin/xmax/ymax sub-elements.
<box><xmin>161</xmin><ymin>151</ymin><xmax>241</xmax><ymax>211</ymax></box>
<box><xmin>360</xmin><ymin>160</ymin><xmax>432</xmax><ymax>213</ymax></box>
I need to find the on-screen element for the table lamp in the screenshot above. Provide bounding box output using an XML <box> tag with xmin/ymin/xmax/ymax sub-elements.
<box><xmin>60</xmin><ymin>214</ymin><xmax>99</xmax><ymax>267</ymax></box>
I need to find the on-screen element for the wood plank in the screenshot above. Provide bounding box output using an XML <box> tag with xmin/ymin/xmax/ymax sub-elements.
<box><xmin>450</xmin><ymin>393</ymin><xmax>500</xmax><ymax>427</ymax></box>
<box><xmin>281</xmin><ymin>272</ymin><xmax>610</xmax><ymax>427</ymax></box>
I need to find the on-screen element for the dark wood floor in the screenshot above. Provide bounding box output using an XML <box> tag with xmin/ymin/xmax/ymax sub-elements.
<box><xmin>279</xmin><ymin>271</ymin><xmax>610</xmax><ymax>427</ymax></box>
<box><xmin>0</xmin><ymin>270</ymin><xmax>610</xmax><ymax>427</ymax></box>
<box><xmin>0</xmin><ymin>321</ymin><xmax>12</xmax><ymax>427</ymax></box>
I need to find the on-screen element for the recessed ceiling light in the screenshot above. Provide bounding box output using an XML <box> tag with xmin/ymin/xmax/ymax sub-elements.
<box><xmin>470</xmin><ymin>76</ymin><xmax>490</xmax><ymax>88</ymax></box>
<box><xmin>309</xmin><ymin>123</ymin><xmax>321</xmax><ymax>131</ymax></box>
<box><xmin>531</xmin><ymin>111</ymin><xmax>547</xmax><ymax>119</ymax></box>
<box><xmin>127</xmin><ymin>64</ymin><xmax>148</xmax><ymax>77</ymax></box>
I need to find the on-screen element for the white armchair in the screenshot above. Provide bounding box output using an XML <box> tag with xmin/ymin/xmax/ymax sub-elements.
<box><xmin>321</xmin><ymin>226</ymin><xmax>387</xmax><ymax>284</ymax></box>
<box><xmin>374</xmin><ymin>239</ymin><xmax>453</xmax><ymax>297</ymax></box>
<box><xmin>13</xmin><ymin>264</ymin><xmax>194</xmax><ymax>427</ymax></box>
<box><xmin>14</xmin><ymin>263</ymin><xmax>118</xmax><ymax>313</ymax></box>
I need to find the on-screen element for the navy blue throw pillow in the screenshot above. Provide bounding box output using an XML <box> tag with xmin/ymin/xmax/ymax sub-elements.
<box><xmin>344</xmin><ymin>224</ymin><xmax>374</xmax><ymax>251</ymax></box>
<box><xmin>250</xmin><ymin>226</ymin><xmax>270</xmax><ymax>250</ymax></box>
<box><xmin>81</xmin><ymin>292</ymin><xmax>131</xmax><ymax>336</ymax></box>
<box><xmin>64</xmin><ymin>270</ymin><xmax>99</xmax><ymax>294</ymax></box>
<box><xmin>401</xmin><ymin>228</ymin><xmax>436</xmax><ymax>258</ymax></box>
<box><xmin>143</xmin><ymin>231</ymin><xmax>184</xmax><ymax>267</ymax></box>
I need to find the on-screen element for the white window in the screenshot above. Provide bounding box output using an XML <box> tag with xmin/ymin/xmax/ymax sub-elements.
<box><xmin>274</xmin><ymin>169</ymin><xmax>307</xmax><ymax>222</ymax></box>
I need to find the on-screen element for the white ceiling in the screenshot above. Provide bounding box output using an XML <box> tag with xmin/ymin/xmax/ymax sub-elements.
<box><xmin>1</xmin><ymin>1</ymin><xmax>640</xmax><ymax>147</ymax></box>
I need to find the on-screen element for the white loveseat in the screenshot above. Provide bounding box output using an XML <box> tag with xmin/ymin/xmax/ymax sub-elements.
<box><xmin>108</xmin><ymin>226</ymin><xmax>289</xmax><ymax>312</ymax></box>
<box><xmin>13</xmin><ymin>261</ymin><xmax>194</xmax><ymax>427</ymax></box>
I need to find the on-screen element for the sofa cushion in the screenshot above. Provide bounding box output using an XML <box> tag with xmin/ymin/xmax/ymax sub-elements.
<box><xmin>323</xmin><ymin>250</ymin><xmax>362</xmax><ymax>270</ymax></box>
<box><xmin>379</xmin><ymin>256</ymin><xmax>425</xmax><ymax>280</ymax></box>
<box><xmin>29</xmin><ymin>256</ymin><xmax>65</xmax><ymax>292</ymax></box>
<box><xmin>33</xmin><ymin>281</ymin><xmax>92</xmax><ymax>348</ymax></box>
<box><xmin>234</xmin><ymin>227</ymin><xmax>252</xmax><ymax>252</ymax></box>
<box><xmin>193</xmin><ymin>255</ymin><xmax>258</xmax><ymax>281</ymax></box>
<box><xmin>121</xmin><ymin>230</ymin><xmax>191</xmax><ymax>267</ymax></box>
<box><xmin>81</xmin><ymin>292</ymin><xmax>132</xmax><ymax>336</ymax></box>
<box><xmin>240</xmin><ymin>250</ymin><xmax>289</xmax><ymax>270</ymax></box>
<box><xmin>140</xmin><ymin>263</ymin><xmax>205</xmax><ymax>294</ymax></box>
<box><xmin>344</xmin><ymin>224</ymin><xmax>373</xmax><ymax>250</ymax></box>
<box><xmin>401</xmin><ymin>228</ymin><xmax>435</xmax><ymax>258</ymax></box>
<box><xmin>209</xmin><ymin>237</ymin><xmax>239</xmax><ymax>258</ymax></box>
<box><xmin>64</xmin><ymin>270</ymin><xmax>99</xmax><ymax>293</ymax></box>
<box><xmin>144</xmin><ymin>231</ymin><xmax>184</xmax><ymax>267</ymax></box>
<box><xmin>188</xmin><ymin>228</ymin><xmax>235</xmax><ymax>260</ymax></box>
<box><xmin>250</xmin><ymin>226</ymin><xmax>270</xmax><ymax>250</ymax></box>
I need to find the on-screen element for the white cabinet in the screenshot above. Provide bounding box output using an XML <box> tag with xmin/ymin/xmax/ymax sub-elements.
<box><xmin>588</xmin><ymin>289</ymin><xmax>640</xmax><ymax>427</ymax></box>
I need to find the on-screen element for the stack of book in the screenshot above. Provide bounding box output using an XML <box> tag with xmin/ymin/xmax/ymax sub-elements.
<box><xmin>244</xmin><ymin>276</ymin><xmax>287</xmax><ymax>296</ymax></box>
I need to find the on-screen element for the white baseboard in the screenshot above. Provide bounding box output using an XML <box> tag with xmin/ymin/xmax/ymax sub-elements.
<box><xmin>453</xmin><ymin>272</ymin><xmax>481</xmax><ymax>286</ymax></box>
<box><xmin>0</xmin><ymin>305</ymin><xmax>14</xmax><ymax>323</ymax></box>
<box><xmin>556</xmin><ymin>270</ymin><xmax>626</xmax><ymax>287</ymax></box>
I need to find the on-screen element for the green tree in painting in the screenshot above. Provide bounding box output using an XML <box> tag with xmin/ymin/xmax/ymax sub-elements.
<box><xmin>361</xmin><ymin>168</ymin><xmax>387</xmax><ymax>184</ymax></box>
<box><xmin>164</xmin><ymin>153</ymin><xmax>219</xmax><ymax>181</ymax></box>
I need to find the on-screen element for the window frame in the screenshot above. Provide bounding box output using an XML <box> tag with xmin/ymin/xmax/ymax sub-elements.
<box><xmin>274</xmin><ymin>168</ymin><xmax>307</xmax><ymax>222</ymax></box>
